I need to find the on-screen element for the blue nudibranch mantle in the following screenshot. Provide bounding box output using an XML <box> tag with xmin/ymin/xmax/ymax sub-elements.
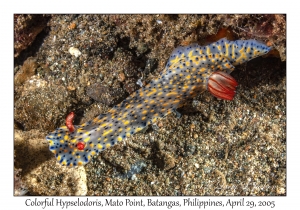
<box><xmin>46</xmin><ymin>38</ymin><xmax>271</xmax><ymax>167</ymax></box>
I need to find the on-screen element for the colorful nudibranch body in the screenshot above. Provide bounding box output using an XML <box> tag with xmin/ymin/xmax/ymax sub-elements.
<box><xmin>46</xmin><ymin>38</ymin><xmax>271</xmax><ymax>167</ymax></box>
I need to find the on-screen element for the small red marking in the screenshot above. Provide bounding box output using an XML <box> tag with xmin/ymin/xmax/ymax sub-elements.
<box><xmin>208</xmin><ymin>71</ymin><xmax>238</xmax><ymax>100</ymax></box>
<box><xmin>66</xmin><ymin>112</ymin><xmax>75</xmax><ymax>132</ymax></box>
<box><xmin>77</xmin><ymin>142</ymin><xmax>85</xmax><ymax>150</ymax></box>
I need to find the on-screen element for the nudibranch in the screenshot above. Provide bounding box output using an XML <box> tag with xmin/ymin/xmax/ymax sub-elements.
<box><xmin>46</xmin><ymin>38</ymin><xmax>271</xmax><ymax>166</ymax></box>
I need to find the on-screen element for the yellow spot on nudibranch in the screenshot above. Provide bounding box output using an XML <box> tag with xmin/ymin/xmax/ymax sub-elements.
<box><xmin>146</xmin><ymin>88</ymin><xmax>157</xmax><ymax>97</ymax></box>
<box><xmin>246</xmin><ymin>47</ymin><xmax>251</xmax><ymax>53</ymax></box>
<box><xmin>200</xmin><ymin>67</ymin><xmax>206</xmax><ymax>72</ymax></box>
<box><xmin>232</xmin><ymin>46</ymin><xmax>235</xmax><ymax>59</ymax></box>
<box><xmin>166</xmin><ymin>91</ymin><xmax>177</xmax><ymax>97</ymax></box>
<box><xmin>150</xmin><ymin>100</ymin><xmax>155</xmax><ymax>104</ymax></box>
<box><xmin>103</xmin><ymin>129</ymin><xmax>113</xmax><ymax>137</ymax></box>
<box><xmin>225</xmin><ymin>43</ymin><xmax>230</xmax><ymax>57</ymax></box>
<box><xmin>136</xmin><ymin>127</ymin><xmax>143</xmax><ymax>132</ymax></box>
<box><xmin>170</xmin><ymin>56</ymin><xmax>181</xmax><ymax>65</ymax></box>
<box><xmin>84</xmin><ymin>137</ymin><xmax>90</xmax><ymax>142</ymax></box>
<box><xmin>117</xmin><ymin>136</ymin><xmax>123</xmax><ymax>141</ymax></box>
<box><xmin>206</xmin><ymin>47</ymin><xmax>211</xmax><ymax>55</ymax></box>
<box><xmin>234</xmin><ymin>48</ymin><xmax>248</xmax><ymax>64</ymax></box>
<box><xmin>253</xmin><ymin>49</ymin><xmax>259</xmax><ymax>56</ymax></box>
<box><xmin>100</xmin><ymin>123</ymin><xmax>108</xmax><ymax>128</ymax></box>
<box><xmin>136</xmin><ymin>104</ymin><xmax>143</xmax><ymax>109</ymax></box>
<box><xmin>188</xmin><ymin>50</ymin><xmax>193</xmax><ymax>58</ymax></box>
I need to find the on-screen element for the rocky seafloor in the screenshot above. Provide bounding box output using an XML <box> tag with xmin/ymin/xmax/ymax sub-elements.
<box><xmin>14</xmin><ymin>14</ymin><xmax>286</xmax><ymax>196</ymax></box>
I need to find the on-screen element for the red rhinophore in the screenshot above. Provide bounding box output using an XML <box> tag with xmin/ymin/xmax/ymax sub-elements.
<box><xmin>207</xmin><ymin>71</ymin><xmax>238</xmax><ymax>100</ymax></box>
<box><xmin>66</xmin><ymin>112</ymin><xmax>75</xmax><ymax>132</ymax></box>
<box><xmin>77</xmin><ymin>142</ymin><xmax>85</xmax><ymax>150</ymax></box>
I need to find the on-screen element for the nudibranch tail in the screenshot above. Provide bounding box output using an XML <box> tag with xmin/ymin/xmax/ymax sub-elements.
<box><xmin>46</xmin><ymin>37</ymin><xmax>271</xmax><ymax>167</ymax></box>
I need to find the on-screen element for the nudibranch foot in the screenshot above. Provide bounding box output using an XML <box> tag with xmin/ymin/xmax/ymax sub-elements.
<box><xmin>152</xmin><ymin>124</ymin><xmax>160</xmax><ymax>131</ymax></box>
<box><xmin>172</xmin><ymin>109</ymin><xmax>182</xmax><ymax>119</ymax></box>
